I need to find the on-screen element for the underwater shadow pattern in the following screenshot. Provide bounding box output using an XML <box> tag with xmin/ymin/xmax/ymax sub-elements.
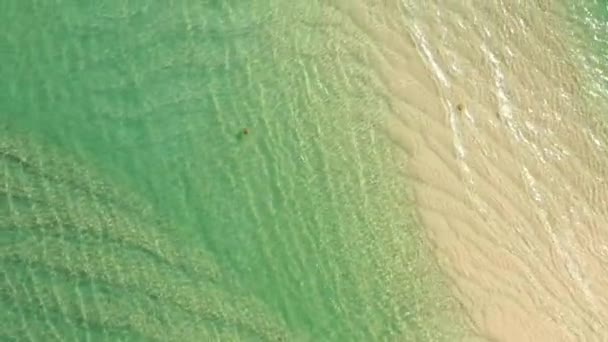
<box><xmin>0</xmin><ymin>130</ymin><xmax>293</xmax><ymax>342</ymax></box>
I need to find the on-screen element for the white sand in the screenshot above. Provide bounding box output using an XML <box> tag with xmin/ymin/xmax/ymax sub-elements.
<box><xmin>338</xmin><ymin>0</ymin><xmax>608</xmax><ymax>340</ymax></box>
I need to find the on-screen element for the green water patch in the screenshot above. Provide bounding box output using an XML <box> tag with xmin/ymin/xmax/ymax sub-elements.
<box><xmin>562</xmin><ymin>1</ymin><xmax>608</xmax><ymax>100</ymax></box>
<box><xmin>0</xmin><ymin>131</ymin><xmax>294</xmax><ymax>341</ymax></box>
<box><xmin>555</xmin><ymin>0</ymin><xmax>608</xmax><ymax>140</ymax></box>
<box><xmin>1</xmin><ymin>0</ymin><xmax>467</xmax><ymax>340</ymax></box>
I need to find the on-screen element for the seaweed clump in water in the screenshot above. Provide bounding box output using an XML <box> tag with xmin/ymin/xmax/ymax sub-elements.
<box><xmin>0</xmin><ymin>131</ymin><xmax>291</xmax><ymax>341</ymax></box>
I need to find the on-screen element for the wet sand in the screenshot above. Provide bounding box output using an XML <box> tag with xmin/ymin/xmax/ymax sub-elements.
<box><xmin>3</xmin><ymin>0</ymin><xmax>608</xmax><ymax>340</ymax></box>
<box><xmin>343</xmin><ymin>0</ymin><xmax>608</xmax><ymax>340</ymax></box>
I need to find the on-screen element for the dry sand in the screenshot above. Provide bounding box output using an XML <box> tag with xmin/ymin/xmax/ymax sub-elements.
<box><xmin>331</xmin><ymin>0</ymin><xmax>608</xmax><ymax>340</ymax></box>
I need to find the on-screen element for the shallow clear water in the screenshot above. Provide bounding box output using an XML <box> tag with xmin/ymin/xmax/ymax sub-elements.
<box><xmin>0</xmin><ymin>1</ymin><xmax>461</xmax><ymax>341</ymax></box>
<box><xmin>1</xmin><ymin>1</ymin><xmax>608</xmax><ymax>341</ymax></box>
<box><xmin>569</xmin><ymin>1</ymin><xmax>608</xmax><ymax>103</ymax></box>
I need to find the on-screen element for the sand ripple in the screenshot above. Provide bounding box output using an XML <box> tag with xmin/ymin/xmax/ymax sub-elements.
<box><xmin>350</xmin><ymin>0</ymin><xmax>608</xmax><ymax>340</ymax></box>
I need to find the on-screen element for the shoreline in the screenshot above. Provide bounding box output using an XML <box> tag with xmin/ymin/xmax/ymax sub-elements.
<box><xmin>3</xmin><ymin>0</ymin><xmax>608</xmax><ymax>340</ymax></box>
<box><xmin>368</xmin><ymin>0</ymin><xmax>608</xmax><ymax>340</ymax></box>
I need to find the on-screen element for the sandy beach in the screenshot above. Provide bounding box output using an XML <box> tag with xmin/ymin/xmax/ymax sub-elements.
<box><xmin>3</xmin><ymin>0</ymin><xmax>608</xmax><ymax>340</ymax></box>
<box><xmin>354</xmin><ymin>0</ymin><xmax>608</xmax><ymax>340</ymax></box>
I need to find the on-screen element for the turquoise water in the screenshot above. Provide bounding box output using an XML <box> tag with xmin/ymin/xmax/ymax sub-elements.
<box><xmin>567</xmin><ymin>1</ymin><xmax>608</xmax><ymax>102</ymax></box>
<box><xmin>1</xmin><ymin>1</ymin><xmax>463</xmax><ymax>341</ymax></box>
<box><xmin>3</xmin><ymin>1</ymin><xmax>608</xmax><ymax>341</ymax></box>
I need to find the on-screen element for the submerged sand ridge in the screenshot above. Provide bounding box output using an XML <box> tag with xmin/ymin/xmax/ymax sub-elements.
<box><xmin>344</xmin><ymin>0</ymin><xmax>608</xmax><ymax>340</ymax></box>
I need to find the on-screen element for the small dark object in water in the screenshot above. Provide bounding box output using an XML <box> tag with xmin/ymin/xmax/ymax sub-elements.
<box><xmin>242</xmin><ymin>128</ymin><xmax>249</xmax><ymax>135</ymax></box>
